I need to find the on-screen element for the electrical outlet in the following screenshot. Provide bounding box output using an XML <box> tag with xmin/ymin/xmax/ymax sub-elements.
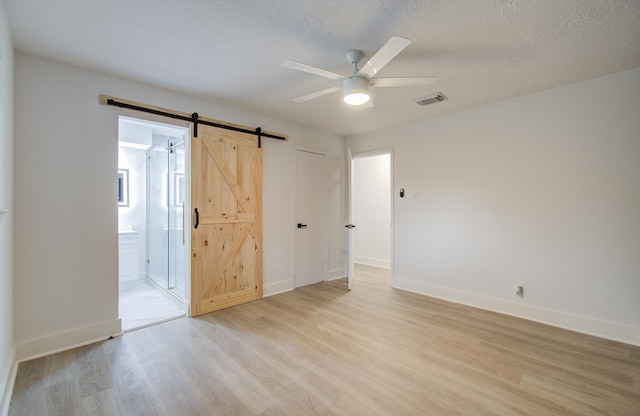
<box><xmin>515</xmin><ymin>285</ymin><xmax>524</xmax><ymax>298</ymax></box>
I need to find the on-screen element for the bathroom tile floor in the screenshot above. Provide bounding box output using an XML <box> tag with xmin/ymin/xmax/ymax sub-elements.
<box><xmin>119</xmin><ymin>278</ymin><xmax>186</xmax><ymax>332</ymax></box>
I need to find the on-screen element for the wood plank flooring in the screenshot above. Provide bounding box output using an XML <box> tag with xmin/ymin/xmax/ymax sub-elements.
<box><xmin>9</xmin><ymin>264</ymin><xmax>640</xmax><ymax>415</ymax></box>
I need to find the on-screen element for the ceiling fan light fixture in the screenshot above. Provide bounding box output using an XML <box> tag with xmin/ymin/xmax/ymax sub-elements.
<box><xmin>285</xmin><ymin>36</ymin><xmax>435</xmax><ymax>106</ymax></box>
<box><xmin>343</xmin><ymin>76</ymin><xmax>370</xmax><ymax>105</ymax></box>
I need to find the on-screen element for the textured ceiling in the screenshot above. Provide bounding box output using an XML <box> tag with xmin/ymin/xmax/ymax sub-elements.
<box><xmin>6</xmin><ymin>0</ymin><xmax>640</xmax><ymax>136</ymax></box>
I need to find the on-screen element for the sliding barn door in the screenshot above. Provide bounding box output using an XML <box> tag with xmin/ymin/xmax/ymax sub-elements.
<box><xmin>191</xmin><ymin>124</ymin><xmax>263</xmax><ymax>316</ymax></box>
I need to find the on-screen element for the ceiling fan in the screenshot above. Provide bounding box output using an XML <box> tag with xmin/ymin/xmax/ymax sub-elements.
<box><xmin>282</xmin><ymin>36</ymin><xmax>438</xmax><ymax>106</ymax></box>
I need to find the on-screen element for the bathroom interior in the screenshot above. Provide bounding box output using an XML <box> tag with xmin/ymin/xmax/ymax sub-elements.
<box><xmin>118</xmin><ymin>116</ymin><xmax>189</xmax><ymax>331</ymax></box>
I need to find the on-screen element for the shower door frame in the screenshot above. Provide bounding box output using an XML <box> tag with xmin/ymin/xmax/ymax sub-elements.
<box><xmin>167</xmin><ymin>138</ymin><xmax>187</xmax><ymax>297</ymax></box>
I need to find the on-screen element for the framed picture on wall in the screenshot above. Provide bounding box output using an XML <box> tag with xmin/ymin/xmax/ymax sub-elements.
<box><xmin>118</xmin><ymin>169</ymin><xmax>129</xmax><ymax>207</ymax></box>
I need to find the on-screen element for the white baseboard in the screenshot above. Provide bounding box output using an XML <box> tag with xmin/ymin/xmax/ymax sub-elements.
<box><xmin>327</xmin><ymin>268</ymin><xmax>345</xmax><ymax>281</ymax></box>
<box><xmin>0</xmin><ymin>347</ymin><xmax>17</xmax><ymax>416</ymax></box>
<box><xmin>16</xmin><ymin>319</ymin><xmax>122</xmax><ymax>362</ymax></box>
<box><xmin>263</xmin><ymin>279</ymin><xmax>293</xmax><ymax>297</ymax></box>
<box><xmin>264</xmin><ymin>271</ymin><xmax>346</xmax><ymax>295</ymax></box>
<box><xmin>393</xmin><ymin>277</ymin><xmax>640</xmax><ymax>347</ymax></box>
<box><xmin>353</xmin><ymin>256</ymin><xmax>390</xmax><ymax>269</ymax></box>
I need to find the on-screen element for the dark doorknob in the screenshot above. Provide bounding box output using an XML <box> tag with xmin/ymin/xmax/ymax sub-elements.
<box><xmin>345</xmin><ymin>224</ymin><xmax>356</xmax><ymax>229</ymax></box>
<box><xmin>297</xmin><ymin>223</ymin><xmax>308</xmax><ymax>229</ymax></box>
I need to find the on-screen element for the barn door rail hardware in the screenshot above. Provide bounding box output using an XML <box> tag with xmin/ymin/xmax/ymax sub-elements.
<box><xmin>100</xmin><ymin>95</ymin><xmax>287</xmax><ymax>147</ymax></box>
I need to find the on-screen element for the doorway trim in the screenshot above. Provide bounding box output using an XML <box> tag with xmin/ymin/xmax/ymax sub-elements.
<box><xmin>349</xmin><ymin>147</ymin><xmax>394</xmax><ymax>286</ymax></box>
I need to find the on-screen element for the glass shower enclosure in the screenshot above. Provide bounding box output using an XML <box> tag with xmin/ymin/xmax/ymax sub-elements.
<box><xmin>146</xmin><ymin>137</ymin><xmax>186</xmax><ymax>298</ymax></box>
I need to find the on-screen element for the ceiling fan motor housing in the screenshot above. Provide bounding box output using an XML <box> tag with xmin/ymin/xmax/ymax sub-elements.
<box><xmin>343</xmin><ymin>76</ymin><xmax>370</xmax><ymax>105</ymax></box>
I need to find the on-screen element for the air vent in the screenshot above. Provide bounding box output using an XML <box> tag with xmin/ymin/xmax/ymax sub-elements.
<box><xmin>415</xmin><ymin>92</ymin><xmax>447</xmax><ymax>107</ymax></box>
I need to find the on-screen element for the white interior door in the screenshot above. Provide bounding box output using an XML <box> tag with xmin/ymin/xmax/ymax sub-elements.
<box><xmin>295</xmin><ymin>149</ymin><xmax>327</xmax><ymax>287</ymax></box>
<box><xmin>346</xmin><ymin>148</ymin><xmax>354</xmax><ymax>290</ymax></box>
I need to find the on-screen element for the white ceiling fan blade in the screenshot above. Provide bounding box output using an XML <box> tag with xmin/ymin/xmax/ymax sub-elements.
<box><xmin>357</xmin><ymin>36</ymin><xmax>411</xmax><ymax>79</ymax></box>
<box><xmin>371</xmin><ymin>77</ymin><xmax>439</xmax><ymax>87</ymax></box>
<box><xmin>282</xmin><ymin>60</ymin><xmax>345</xmax><ymax>81</ymax></box>
<box><xmin>293</xmin><ymin>87</ymin><xmax>341</xmax><ymax>103</ymax></box>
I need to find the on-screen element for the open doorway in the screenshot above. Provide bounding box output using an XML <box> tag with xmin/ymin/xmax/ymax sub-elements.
<box><xmin>350</xmin><ymin>150</ymin><xmax>392</xmax><ymax>286</ymax></box>
<box><xmin>118</xmin><ymin>116</ymin><xmax>189</xmax><ymax>331</ymax></box>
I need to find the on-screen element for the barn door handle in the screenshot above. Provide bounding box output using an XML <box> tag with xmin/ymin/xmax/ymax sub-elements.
<box><xmin>194</xmin><ymin>208</ymin><xmax>199</xmax><ymax>229</ymax></box>
<box><xmin>297</xmin><ymin>223</ymin><xmax>307</xmax><ymax>229</ymax></box>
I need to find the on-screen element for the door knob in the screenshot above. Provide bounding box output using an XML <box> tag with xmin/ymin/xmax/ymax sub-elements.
<box><xmin>297</xmin><ymin>223</ymin><xmax>308</xmax><ymax>229</ymax></box>
<box><xmin>345</xmin><ymin>224</ymin><xmax>356</xmax><ymax>229</ymax></box>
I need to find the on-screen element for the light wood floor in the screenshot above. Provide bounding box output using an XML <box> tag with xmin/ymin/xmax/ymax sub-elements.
<box><xmin>9</xmin><ymin>264</ymin><xmax>640</xmax><ymax>415</ymax></box>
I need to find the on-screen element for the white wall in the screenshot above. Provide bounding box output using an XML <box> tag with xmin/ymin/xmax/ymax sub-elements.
<box><xmin>0</xmin><ymin>1</ymin><xmax>15</xmax><ymax>413</ymax></box>
<box><xmin>347</xmin><ymin>68</ymin><xmax>640</xmax><ymax>346</ymax></box>
<box><xmin>13</xmin><ymin>52</ymin><xmax>346</xmax><ymax>360</ymax></box>
<box><xmin>353</xmin><ymin>154</ymin><xmax>390</xmax><ymax>268</ymax></box>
